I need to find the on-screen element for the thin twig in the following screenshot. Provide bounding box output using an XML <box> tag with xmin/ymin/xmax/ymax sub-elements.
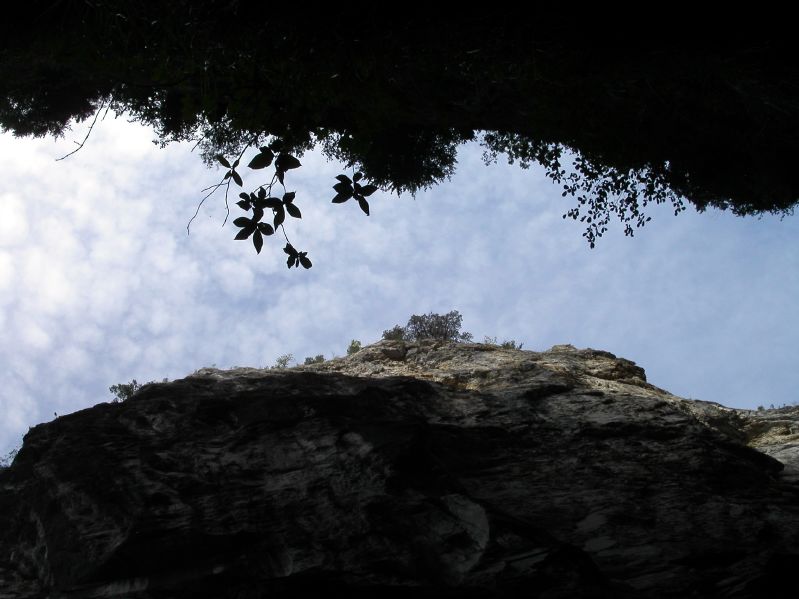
<box><xmin>56</xmin><ymin>101</ymin><xmax>107</xmax><ymax>161</ymax></box>
<box><xmin>187</xmin><ymin>179</ymin><xmax>230</xmax><ymax>234</ymax></box>
<box><xmin>222</xmin><ymin>184</ymin><xmax>231</xmax><ymax>226</ymax></box>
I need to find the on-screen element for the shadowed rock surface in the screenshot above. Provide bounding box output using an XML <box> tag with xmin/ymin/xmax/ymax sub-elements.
<box><xmin>1</xmin><ymin>341</ymin><xmax>798</xmax><ymax>598</ymax></box>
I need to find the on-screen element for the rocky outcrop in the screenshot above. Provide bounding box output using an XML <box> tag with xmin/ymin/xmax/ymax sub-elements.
<box><xmin>2</xmin><ymin>340</ymin><xmax>799</xmax><ymax>598</ymax></box>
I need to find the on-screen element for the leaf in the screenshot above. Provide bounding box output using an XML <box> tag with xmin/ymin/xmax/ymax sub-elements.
<box><xmin>236</xmin><ymin>200</ymin><xmax>250</xmax><ymax>210</ymax></box>
<box><xmin>335</xmin><ymin>174</ymin><xmax>352</xmax><ymax>184</ymax></box>
<box><xmin>258</xmin><ymin>222</ymin><xmax>274</xmax><ymax>235</ymax></box>
<box><xmin>233</xmin><ymin>217</ymin><xmax>251</xmax><ymax>227</ymax></box>
<box><xmin>333</xmin><ymin>181</ymin><xmax>352</xmax><ymax>194</ymax></box>
<box><xmin>253</xmin><ymin>229</ymin><xmax>263</xmax><ymax>253</ymax></box>
<box><xmin>258</xmin><ymin>197</ymin><xmax>282</xmax><ymax>210</ymax></box>
<box><xmin>238</xmin><ymin>192</ymin><xmax>249</xmax><ymax>200</ymax></box>
<box><xmin>284</xmin><ymin>243</ymin><xmax>297</xmax><ymax>256</ymax></box>
<box><xmin>275</xmin><ymin>153</ymin><xmax>301</xmax><ymax>172</ymax></box>
<box><xmin>269</xmin><ymin>139</ymin><xmax>283</xmax><ymax>152</ymax></box>
<box><xmin>358</xmin><ymin>198</ymin><xmax>370</xmax><ymax>215</ymax></box>
<box><xmin>258</xmin><ymin>187</ymin><xmax>266</xmax><ymax>199</ymax></box>
<box><xmin>282</xmin><ymin>191</ymin><xmax>296</xmax><ymax>203</ymax></box>
<box><xmin>235</xmin><ymin>225</ymin><xmax>255</xmax><ymax>240</ymax></box>
<box><xmin>359</xmin><ymin>184</ymin><xmax>378</xmax><ymax>197</ymax></box>
<box><xmin>287</xmin><ymin>255</ymin><xmax>295</xmax><ymax>268</ymax></box>
<box><xmin>247</xmin><ymin>149</ymin><xmax>274</xmax><ymax>170</ymax></box>
<box><xmin>252</xmin><ymin>207</ymin><xmax>265</xmax><ymax>222</ymax></box>
<box><xmin>285</xmin><ymin>203</ymin><xmax>302</xmax><ymax>218</ymax></box>
<box><xmin>353</xmin><ymin>172</ymin><xmax>363</xmax><ymax>182</ymax></box>
<box><xmin>216</xmin><ymin>154</ymin><xmax>231</xmax><ymax>168</ymax></box>
<box><xmin>231</xmin><ymin>170</ymin><xmax>243</xmax><ymax>187</ymax></box>
<box><xmin>277</xmin><ymin>170</ymin><xmax>284</xmax><ymax>185</ymax></box>
<box><xmin>299</xmin><ymin>254</ymin><xmax>312</xmax><ymax>269</ymax></box>
<box><xmin>273</xmin><ymin>206</ymin><xmax>285</xmax><ymax>228</ymax></box>
<box><xmin>332</xmin><ymin>192</ymin><xmax>351</xmax><ymax>203</ymax></box>
<box><xmin>232</xmin><ymin>159</ymin><xmax>240</xmax><ymax>168</ymax></box>
<box><xmin>224</xmin><ymin>171</ymin><xmax>231</xmax><ymax>179</ymax></box>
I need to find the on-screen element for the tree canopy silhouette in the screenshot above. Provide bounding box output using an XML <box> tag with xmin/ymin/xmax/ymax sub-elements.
<box><xmin>2</xmin><ymin>5</ymin><xmax>797</xmax><ymax>262</ymax></box>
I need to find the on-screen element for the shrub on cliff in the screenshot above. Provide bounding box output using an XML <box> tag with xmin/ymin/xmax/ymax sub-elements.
<box><xmin>382</xmin><ymin>311</ymin><xmax>473</xmax><ymax>343</ymax></box>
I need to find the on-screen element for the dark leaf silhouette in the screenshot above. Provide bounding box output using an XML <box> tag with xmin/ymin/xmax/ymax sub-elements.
<box><xmin>299</xmin><ymin>253</ymin><xmax>312</xmax><ymax>269</ymax></box>
<box><xmin>253</xmin><ymin>229</ymin><xmax>263</xmax><ymax>253</ymax></box>
<box><xmin>357</xmin><ymin>198</ymin><xmax>370</xmax><ymax>215</ymax></box>
<box><xmin>258</xmin><ymin>197</ymin><xmax>282</xmax><ymax>210</ymax></box>
<box><xmin>273</xmin><ymin>206</ymin><xmax>285</xmax><ymax>228</ymax></box>
<box><xmin>282</xmin><ymin>192</ymin><xmax>295</xmax><ymax>203</ymax></box>
<box><xmin>235</xmin><ymin>225</ymin><xmax>255</xmax><ymax>240</ymax></box>
<box><xmin>359</xmin><ymin>184</ymin><xmax>378</xmax><ymax>197</ymax></box>
<box><xmin>215</xmin><ymin>154</ymin><xmax>231</xmax><ymax>169</ymax></box>
<box><xmin>247</xmin><ymin>148</ymin><xmax>274</xmax><ymax>169</ymax></box>
<box><xmin>275</xmin><ymin>153</ymin><xmax>301</xmax><ymax>173</ymax></box>
<box><xmin>231</xmin><ymin>170</ymin><xmax>243</xmax><ymax>186</ymax></box>
<box><xmin>285</xmin><ymin>203</ymin><xmax>301</xmax><ymax>218</ymax></box>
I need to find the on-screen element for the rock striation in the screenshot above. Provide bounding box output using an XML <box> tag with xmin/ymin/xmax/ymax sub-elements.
<box><xmin>2</xmin><ymin>340</ymin><xmax>799</xmax><ymax>598</ymax></box>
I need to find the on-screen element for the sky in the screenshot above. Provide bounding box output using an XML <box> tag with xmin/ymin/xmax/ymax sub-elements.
<box><xmin>1</xmin><ymin>114</ymin><xmax>798</xmax><ymax>456</ymax></box>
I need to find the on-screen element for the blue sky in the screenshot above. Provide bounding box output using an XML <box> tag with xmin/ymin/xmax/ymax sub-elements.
<box><xmin>1</xmin><ymin>114</ymin><xmax>797</xmax><ymax>456</ymax></box>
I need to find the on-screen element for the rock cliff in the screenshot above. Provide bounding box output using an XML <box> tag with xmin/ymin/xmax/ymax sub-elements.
<box><xmin>2</xmin><ymin>341</ymin><xmax>798</xmax><ymax>598</ymax></box>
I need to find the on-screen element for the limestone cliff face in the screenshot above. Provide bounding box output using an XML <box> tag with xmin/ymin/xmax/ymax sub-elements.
<box><xmin>2</xmin><ymin>341</ymin><xmax>799</xmax><ymax>598</ymax></box>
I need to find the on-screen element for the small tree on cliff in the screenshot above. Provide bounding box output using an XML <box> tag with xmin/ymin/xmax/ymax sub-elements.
<box><xmin>382</xmin><ymin>311</ymin><xmax>473</xmax><ymax>343</ymax></box>
<box><xmin>109</xmin><ymin>379</ymin><xmax>145</xmax><ymax>402</ymax></box>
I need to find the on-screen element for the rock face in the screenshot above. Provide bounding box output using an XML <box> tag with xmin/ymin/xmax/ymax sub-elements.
<box><xmin>2</xmin><ymin>340</ymin><xmax>799</xmax><ymax>598</ymax></box>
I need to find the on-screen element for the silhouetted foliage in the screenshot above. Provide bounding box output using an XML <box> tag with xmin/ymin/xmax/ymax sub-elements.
<box><xmin>346</xmin><ymin>340</ymin><xmax>362</xmax><ymax>355</ymax></box>
<box><xmin>383</xmin><ymin>311</ymin><xmax>473</xmax><ymax>343</ymax></box>
<box><xmin>109</xmin><ymin>379</ymin><xmax>145</xmax><ymax>403</ymax></box>
<box><xmin>1</xmin><ymin>8</ymin><xmax>796</xmax><ymax>264</ymax></box>
<box><xmin>109</xmin><ymin>378</ymin><xmax>167</xmax><ymax>402</ymax></box>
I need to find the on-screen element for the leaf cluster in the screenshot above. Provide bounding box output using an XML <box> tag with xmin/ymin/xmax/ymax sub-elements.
<box><xmin>210</xmin><ymin>139</ymin><xmax>380</xmax><ymax>267</ymax></box>
<box><xmin>332</xmin><ymin>172</ymin><xmax>379</xmax><ymax>215</ymax></box>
